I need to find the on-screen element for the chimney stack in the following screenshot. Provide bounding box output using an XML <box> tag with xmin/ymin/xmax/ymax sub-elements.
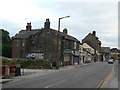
<box><xmin>63</xmin><ymin>28</ymin><xmax>68</xmax><ymax>34</ymax></box>
<box><xmin>93</xmin><ymin>31</ymin><xmax>96</xmax><ymax>36</ymax></box>
<box><xmin>44</xmin><ymin>19</ymin><xmax>50</xmax><ymax>29</ymax></box>
<box><xmin>26</xmin><ymin>22</ymin><xmax>32</xmax><ymax>30</ymax></box>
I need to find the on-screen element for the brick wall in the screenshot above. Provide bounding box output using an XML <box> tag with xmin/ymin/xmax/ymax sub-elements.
<box><xmin>12</xmin><ymin>39</ymin><xmax>20</xmax><ymax>59</ymax></box>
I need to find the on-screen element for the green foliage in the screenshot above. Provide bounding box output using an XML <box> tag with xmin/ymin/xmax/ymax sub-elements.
<box><xmin>2</xmin><ymin>44</ymin><xmax>12</xmax><ymax>58</ymax></box>
<box><xmin>20</xmin><ymin>59</ymin><xmax>50</xmax><ymax>69</ymax></box>
<box><xmin>2</xmin><ymin>56</ymin><xmax>17</xmax><ymax>65</ymax></box>
<box><xmin>1</xmin><ymin>29</ymin><xmax>12</xmax><ymax>58</ymax></box>
<box><xmin>2</xmin><ymin>57</ymin><xmax>51</xmax><ymax>69</ymax></box>
<box><xmin>0</xmin><ymin>44</ymin><xmax>2</xmax><ymax>56</ymax></box>
<box><xmin>1</xmin><ymin>29</ymin><xmax>10</xmax><ymax>43</ymax></box>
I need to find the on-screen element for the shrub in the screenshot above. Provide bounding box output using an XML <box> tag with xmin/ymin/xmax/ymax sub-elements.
<box><xmin>2</xmin><ymin>57</ymin><xmax>51</xmax><ymax>69</ymax></box>
<box><xmin>2</xmin><ymin>56</ymin><xmax>17</xmax><ymax>65</ymax></box>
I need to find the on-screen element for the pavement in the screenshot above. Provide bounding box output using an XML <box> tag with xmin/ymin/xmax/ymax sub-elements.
<box><xmin>1</xmin><ymin>63</ymin><xmax>91</xmax><ymax>84</ymax></box>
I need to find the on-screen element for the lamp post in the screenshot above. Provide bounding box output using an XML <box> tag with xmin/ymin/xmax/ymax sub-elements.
<box><xmin>56</xmin><ymin>16</ymin><xmax>70</xmax><ymax>69</ymax></box>
<box><xmin>58</xmin><ymin>16</ymin><xmax>70</xmax><ymax>31</ymax></box>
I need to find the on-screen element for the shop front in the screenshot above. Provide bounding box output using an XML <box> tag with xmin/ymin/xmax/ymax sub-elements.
<box><xmin>64</xmin><ymin>50</ymin><xmax>73</xmax><ymax>66</ymax></box>
<box><xmin>73</xmin><ymin>50</ymin><xmax>80</xmax><ymax>65</ymax></box>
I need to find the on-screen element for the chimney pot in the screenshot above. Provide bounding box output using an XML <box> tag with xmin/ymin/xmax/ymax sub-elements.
<box><xmin>63</xmin><ymin>28</ymin><xmax>68</xmax><ymax>34</ymax></box>
<box><xmin>26</xmin><ymin>22</ymin><xmax>32</xmax><ymax>30</ymax></box>
<box><xmin>44</xmin><ymin>19</ymin><xmax>50</xmax><ymax>29</ymax></box>
<box><xmin>93</xmin><ymin>31</ymin><xmax>96</xmax><ymax>36</ymax></box>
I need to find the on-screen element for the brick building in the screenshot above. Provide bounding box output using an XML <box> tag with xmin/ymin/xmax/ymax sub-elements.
<box><xmin>110</xmin><ymin>48</ymin><xmax>120</xmax><ymax>60</ymax></box>
<box><xmin>101</xmin><ymin>47</ymin><xmax>110</xmax><ymax>61</ymax></box>
<box><xmin>82</xmin><ymin>31</ymin><xmax>101</xmax><ymax>62</ymax></box>
<box><xmin>12</xmin><ymin>19</ymin><xmax>80</xmax><ymax>66</ymax></box>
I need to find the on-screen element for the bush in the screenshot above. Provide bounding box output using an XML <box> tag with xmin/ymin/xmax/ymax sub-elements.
<box><xmin>2</xmin><ymin>56</ymin><xmax>17</xmax><ymax>65</ymax></box>
<box><xmin>1</xmin><ymin>57</ymin><xmax>51</xmax><ymax>69</ymax></box>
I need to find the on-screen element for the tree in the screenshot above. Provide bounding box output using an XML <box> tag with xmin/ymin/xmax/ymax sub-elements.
<box><xmin>0</xmin><ymin>29</ymin><xmax>12</xmax><ymax>58</ymax></box>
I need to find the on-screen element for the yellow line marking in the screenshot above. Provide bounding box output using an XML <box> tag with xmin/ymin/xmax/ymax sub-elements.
<box><xmin>97</xmin><ymin>66</ymin><xmax>114</xmax><ymax>88</ymax></box>
<box><xmin>97</xmin><ymin>80</ymin><xmax>104</xmax><ymax>88</ymax></box>
<box><xmin>100</xmin><ymin>66</ymin><xmax>114</xmax><ymax>88</ymax></box>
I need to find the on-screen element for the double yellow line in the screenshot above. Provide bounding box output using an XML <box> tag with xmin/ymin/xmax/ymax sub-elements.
<box><xmin>97</xmin><ymin>66</ymin><xmax>115</xmax><ymax>88</ymax></box>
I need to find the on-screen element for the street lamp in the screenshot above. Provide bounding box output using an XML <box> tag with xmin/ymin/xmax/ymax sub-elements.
<box><xmin>56</xmin><ymin>16</ymin><xmax>70</xmax><ymax>69</ymax></box>
<box><xmin>58</xmin><ymin>16</ymin><xmax>70</xmax><ymax>31</ymax></box>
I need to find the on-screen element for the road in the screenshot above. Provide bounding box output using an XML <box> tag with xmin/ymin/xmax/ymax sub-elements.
<box><xmin>2</xmin><ymin>61</ymin><xmax>118</xmax><ymax>88</ymax></box>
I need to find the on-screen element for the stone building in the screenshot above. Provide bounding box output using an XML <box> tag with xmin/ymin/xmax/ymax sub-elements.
<box><xmin>12</xmin><ymin>19</ymin><xmax>80</xmax><ymax>66</ymax></box>
<box><xmin>101</xmin><ymin>47</ymin><xmax>110</xmax><ymax>61</ymax></box>
<box><xmin>82</xmin><ymin>31</ymin><xmax>101</xmax><ymax>62</ymax></box>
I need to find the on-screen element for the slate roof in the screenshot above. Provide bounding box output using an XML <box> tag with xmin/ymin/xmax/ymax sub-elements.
<box><xmin>101</xmin><ymin>47</ymin><xmax>110</xmax><ymax>53</ymax></box>
<box><xmin>13</xmin><ymin>28</ymin><xmax>80</xmax><ymax>42</ymax></box>
<box><xmin>82</xmin><ymin>33</ymin><xmax>101</xmax><ymax>44</ymax></box>
<box><xmin>110</xmin><ymin>48</ymin><xmax>120</xmax><ymax>53</ymax></box>
<box><xmin>51</xmin><ymin>29</ymin><xmax>79</xmax><ymax>42</ymax></box>
<box><xmin>13</xmin><ymin>29</ymin><xmax>40</xmax><ymax>39</ymax></box>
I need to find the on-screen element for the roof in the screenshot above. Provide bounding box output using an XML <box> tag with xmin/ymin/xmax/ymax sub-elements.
<box><xmin>51</xmin><ymin>29</ymin><xmax>79</xmax><ymax>42</ymax></box>
<box><xmin>13</xmin><ymin>28</ymin><xmax>80</xmax><ymax>42</ymax></box>
<box><xmin>101</xmin><ymin>47</ymin><xmax>110</xmax><ymax>53</ymax></box>
<box><xmin>110</xmin><ymin>48</ymin><xmax>120</xmax><ymax>53</ymax></box>
<box><xmin>82</xmin><ymin>33</ymin><xmax>101</xmax><ymax>44</ymax></box>
<box><xmin>13</xmin><ymin>29</ymin><xmax>40</xmax><ymax>39</ymax></box>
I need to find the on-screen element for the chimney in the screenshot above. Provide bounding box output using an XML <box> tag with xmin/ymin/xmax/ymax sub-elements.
<box><xmin>26</xmin><ymin>22</ymin><xmax>32</xmax><ymax>30</ymax></box>
<box><xmin>63</xmin><ymin>28</ymin><xmax>68</xmax><ymax>34</ymax></box>
<box><xmin>44</xmin><ymin>19</ymin><xmax>50</xmax><ymax>29</ymax></box>
<box><xmin>93</xmin><ymin>31</ymin><xmax>96</xmax><ymax>36</ymax></box>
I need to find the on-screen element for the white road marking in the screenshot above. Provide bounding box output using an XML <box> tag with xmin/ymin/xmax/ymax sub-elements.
<box><xmin>44</xmin><ymin>80</ymin><xmax>66</xmax><ymax>88</ymax></box>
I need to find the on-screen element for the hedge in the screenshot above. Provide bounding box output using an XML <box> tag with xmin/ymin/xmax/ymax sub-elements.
<box><xmin>1</xmin><ymin>57</ymin><xmax>51</xmax><ymax>69</ymax></box>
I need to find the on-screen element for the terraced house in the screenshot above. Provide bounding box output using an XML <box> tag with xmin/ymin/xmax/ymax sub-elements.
<box><xmin>12</xmin><ymin>19</ymin><xmax>80</xmax><ymax>66</ymax></box>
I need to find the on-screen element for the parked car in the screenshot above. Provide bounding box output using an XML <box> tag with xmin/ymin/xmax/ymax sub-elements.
<box><xmin>108</xmin><ymin>59</ymin><xmax>114</xmax><ymax>64</ymax></box>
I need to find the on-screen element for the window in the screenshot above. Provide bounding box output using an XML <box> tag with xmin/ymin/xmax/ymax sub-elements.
<box><xmin>40</xmin><ymin>42</ymin><xmax>43</xmax><ymax>48</ymax></box>
<box><xmin>64</xmin><ymin>54</ymin><xmax>70</xmax><ymax>61</ymax></box>
<box><xmin>79</xmin><ymin>45</ymin><xmax>81</xmax><ymax>51</ymax></box>
<box><xmin>74</xmin><ymin>42</ymin><xmax>76</xmax><ymax>49</ymax></box>
<box><xmin>15</xmin><ymin>41</ymin><xmax>19</xmax><ymax>47</ymax></box>
<box><xmin>32</xmin><ymin>40</ymin><xmax>35</xmax><ymax>46</ymax></box>
<box><xmin>67</xmin><ymin>41</ymin><xmax>69</xmax><ymax>48</ymax></box>
<box><xmin>22</xmin><ymin>40</ymin><xmax>25</xmax><ymax>47</ymax></box>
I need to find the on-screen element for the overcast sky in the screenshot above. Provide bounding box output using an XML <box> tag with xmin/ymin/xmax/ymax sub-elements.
<box><xmin>0</xmin><ymin>0</ymin><xmax>119</xmax><ymax>48</ymax></box>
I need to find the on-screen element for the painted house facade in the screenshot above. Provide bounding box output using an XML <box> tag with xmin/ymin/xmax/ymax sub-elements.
<box><xmin>79</xmin><ymin>43</ymin><xmax>94</xmax><ymax>63</ymax></box>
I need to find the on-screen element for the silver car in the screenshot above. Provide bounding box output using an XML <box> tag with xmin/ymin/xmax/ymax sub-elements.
<box><xmin>108</xmin><ymin>59</ymin><xmax>114</xmax><ymax>64</ymax></box>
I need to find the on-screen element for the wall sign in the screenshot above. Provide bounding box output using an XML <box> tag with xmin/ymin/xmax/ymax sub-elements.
<box><xmin>26</xmin><ymin>53</ymin><xmax>44</xmax><ymax>59</ymax></box>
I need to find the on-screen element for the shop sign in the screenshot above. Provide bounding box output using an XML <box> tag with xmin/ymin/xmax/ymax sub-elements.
<box><xmin>64</xmin><ymin>50</ymin><xmax>72</xmax><ymax>54</ymax></box>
